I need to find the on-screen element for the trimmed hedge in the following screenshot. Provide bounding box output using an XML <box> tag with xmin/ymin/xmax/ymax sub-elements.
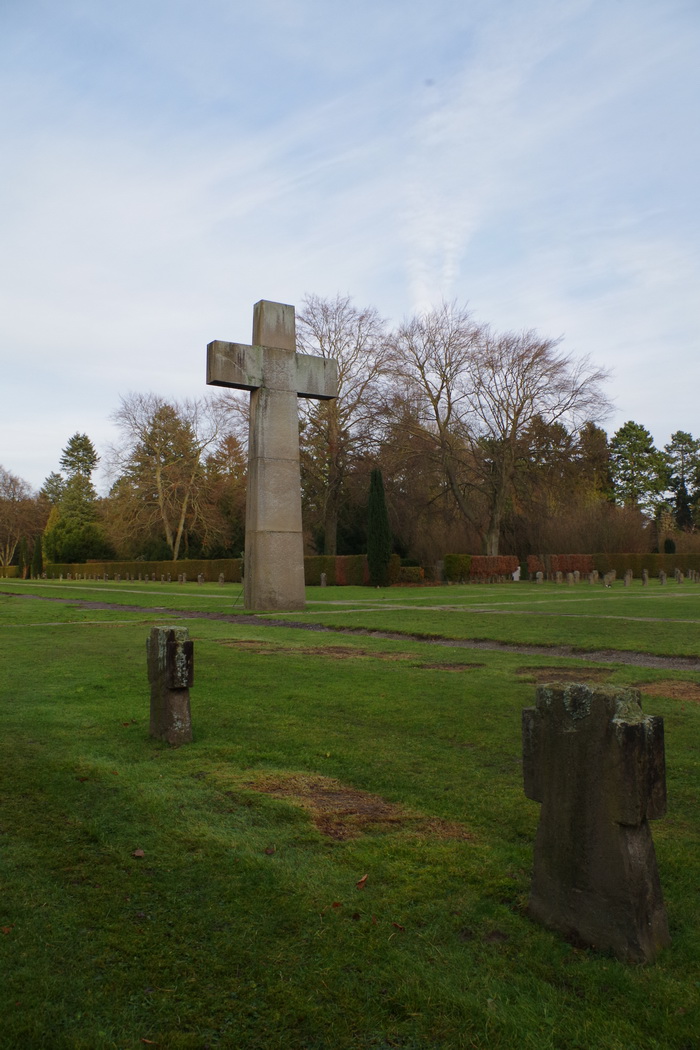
<box><xmin>444</xmin><ymin>554</ymin><xmax>472</xmax><ymax>582</ymax></box>
<box><xmin>40</xmin><ymin>553</ymin><xmax>403</xmax><ymax>587</ymax></box>
<box><xmin>551</xmin><ymin>554</ymin><xmax>594</xmax><ymax>575</ymax></box>
<box><xmin>397</xmin><ymin>565</ymin><xmax>425</xmax><ymax>584</ymax></box>
<box><xmin>333</xmin><ymin>555</ymin><xmax>368</xmax><ymax>586</ymax></box>
<box><xmin>470</xmin><ymin>555</ymin><xmax>520</xmax><ymax>579</ymax></box>
<box><xmin>45</xmin><ymin>558</ymin><xmax>243</xmax><ymax>582</ymax></box>
<box><xmin>304</xmin><ymin>556</ymin><xmax>337</xmax><ymax>586</ymax></box>
<box><xmin>528</xmin><ymin>555</ymin><xmax>594</xmax><ymax>576</ymax></box>
<box><xmin>591</xmin><ymin>553</ymin><xmax>700</xmax><ymax>578</ymax></box>
<box><xmin>37</xmin><ymin>551</ymin><xmax>700</xmax><ymax>585</ymax></box>
<box><xmin>444</xmin><ymin>554</ymin><xmax>520</xmax><ymax>581</ymax></box>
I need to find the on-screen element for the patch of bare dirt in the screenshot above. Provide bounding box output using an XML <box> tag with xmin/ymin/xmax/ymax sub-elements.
<box><xmin>516</xmin><ymin>666</ymin><xmax>613</xmax><ymax>684</ymax></box>
<box><xmin>243</xmin><ymin>772</ymin><xmax>473</xmax><ymax>842</ymax></box>
<box><xmin>9</xmin><ymin>591</ymin><xmax>700</xmax><ymax>671</ymax></box>
<box><xmin>217</xmin><ymin>640</ymin><xmax>412</xmax><ymax>660</ymax></box>
<box><xmin>635</xmin><ymin>680</ymin><xmax>700</xmax><ymax>704</ymax></box>
<box><xmin>217</xmin><ymin>640</ymin><xmax>482</xmax><ymax>670</ymax></box>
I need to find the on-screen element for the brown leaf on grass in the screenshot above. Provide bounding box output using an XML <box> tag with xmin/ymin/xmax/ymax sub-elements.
<box><xmin>77</xmin><ymin>777</ymin><xmax>89</xmax><ymax>782</ymax></box>
<box><xmin>2</xmin><ymin>926</ymin><xmax>14</xmax><ymax>934</ymax></box>
<box><xmin>356</xmin><ymin>874</ymin><xmax>368</xmax><ymax>889</ymax></box>
<box><xmin>392</xmin><ymin>922</ymin><xmax>405</xmax><ymax>931</ymax></box>
<box><xmin>264</xmin><ymin>845</ymin><xmax>276</xmax><ymax>855</ymax></box>
<box><xmin>132</xmin><ymin>849</ymin><xmax>145</xmax><ymax>859</ymax></box>
<box><xmin>332</xmin><ymin>902</ymin><xmax>342</xmax><ymax>909</ymax></box>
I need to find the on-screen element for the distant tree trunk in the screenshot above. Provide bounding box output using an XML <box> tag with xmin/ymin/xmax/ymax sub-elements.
<box><xmin>324</xmin><ymin>503</ymin><xmax>338</xmax><ymax>556</ymax></box>
<box><xmin>367</xmin><ymin>468</ymin><xmax>392</xmax><ymax>587</ymax></box>
<box><xmin>31</xmin><ymin>536</ymin><xmax>43</xmax><ymax>578</ymax></box>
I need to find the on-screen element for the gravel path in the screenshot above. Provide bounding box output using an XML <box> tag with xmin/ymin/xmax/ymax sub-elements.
<box><xmin>6</xmin><ymin>591</ymin><xmax>700</xmax><ymax>672</ymax></box>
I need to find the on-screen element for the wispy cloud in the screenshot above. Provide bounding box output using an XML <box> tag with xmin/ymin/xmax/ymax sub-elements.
<box><xmin>0</xmin><ymin>0</ymin><xmax>698</xmax><ymax>489</ymax></box>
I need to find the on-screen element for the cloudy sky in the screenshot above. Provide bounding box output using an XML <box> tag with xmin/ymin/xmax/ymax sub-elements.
<box><xmin>1</xmin><ymin>0</ymin><xmax>698</xmax><ymax>492</ymax></box>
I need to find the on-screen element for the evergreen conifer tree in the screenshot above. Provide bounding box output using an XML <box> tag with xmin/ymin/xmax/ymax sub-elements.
<box><xmin>367</xmin><ymin>468</ymin><xmax>392</xmax><ymax>587</ymax></box>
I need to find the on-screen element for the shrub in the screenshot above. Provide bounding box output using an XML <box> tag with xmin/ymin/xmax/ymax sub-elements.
<box><xmin>470</xmin><ymin>555</ymin><xmax>520</xmax><ymax>579</ymax></box>
<box><xmin>527</xmin><ymin>555</ymin><xmax>546</xmax><ymax>576</ymax></box>
<box><xmin>592</xmin><ymin>553</ymin><xmax>700</xmax><ymax>578</ymax></box>
<box><xmin>397</xmin><ymin>566</ymin><xmax>425</xmax><ymax>584</ymax></box>
<box><xmin>550</xmin><ymin>555</ymin><xmax>594</xmax><ymax>575</ymax></box>
<box><xmin>304</xmin><ymin>556</ymin><xmax>336</xmax><ymax>586</ymax></box>
<box><xmin>444</xmin><ymin>554</ymin><xmax>472</xmax><ymax>582</ymax></box>
<box><xmin>388</xmin><ymin>553</ymin><xmax>401</xmax><ymax>585</ymax></box>
<box><xmin>45</xmin><ymin>558</ymin><xmax>243</xmax><ymax>582</ymax></box>
<box><xmin>335</xmin><ymin>555</ymin><xmax>369</xmax><ymax>586</ymax></box>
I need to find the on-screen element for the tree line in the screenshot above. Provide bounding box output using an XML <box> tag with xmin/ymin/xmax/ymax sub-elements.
<box><xmin>2</xmin><ymin>296</ymin><xmax>700</xmax><ymax>570</ymax></box>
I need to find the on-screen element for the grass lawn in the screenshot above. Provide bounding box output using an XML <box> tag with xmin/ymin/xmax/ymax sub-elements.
<box><xmin>1</xmin><ymin>579</ymin><xmax>699</xmax><ymax>1049</ymax></box>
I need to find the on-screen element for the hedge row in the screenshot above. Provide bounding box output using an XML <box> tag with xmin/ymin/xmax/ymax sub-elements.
<box><xmin>23</xmin><ymin>550</ymin><xmax>700</xmax><ymax>586</ymax></box>
<box><xmin>444</xmin><ymin>554</ymin><xmax>520</xmax><ymax>581</ymax></box>
<box><xmin>40</xmin><ymin>554</ymin><xmax>403</xmax><ymax>588</ymax></box>
<box><xmin>527</xmin><ymin>555</ymin><xmax>595</xmax><ymax>576</ymax></box>
<box><xmin>591</xmin><ymin>553</ymin><xmax>700</xmax><ymax>577</ymax></box>
<box><xmin>42</xmin><ymin>558</ymin><xmax>243</xmax><ymax>582</ymax></box>
<box><xmin>526</xmin><ymin>553</ymin><xmax>700</xmax><ymax>578</ymax></box>
<box><xmin>470</xmin><ymin>555</ymin><xmax>520</xmax><ymax>579</ymax></box>
<box><xmin>443</xmin><ymin>554</ymin><xmax>472</xmax><ymax>582</ymax></box>
<box><xmin>397</xmin><ymin>565</ymin><xmax>425</xmax><ymax>584</ymax></box>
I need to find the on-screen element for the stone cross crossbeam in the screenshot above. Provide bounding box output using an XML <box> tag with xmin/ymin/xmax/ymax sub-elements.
<box><xmin>207</xmin><ymin>300</ymin><xmax>337</xmax><ymax>611</ymax></box>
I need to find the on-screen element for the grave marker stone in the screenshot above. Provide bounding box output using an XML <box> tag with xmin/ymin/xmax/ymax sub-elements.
<box><xmin>522</xmin><ymin>683</ymin><xmax>670</xmax><ymax>963</ymax></box>
<box><xmin>207</xmin><ymin>300</ymin><xmax>338</xmax><ymax>611</ymax></box>
<box><xmin>146</xmin><ymin>627</ymin><xmax>194</xmax><ymax>745</ymax></box>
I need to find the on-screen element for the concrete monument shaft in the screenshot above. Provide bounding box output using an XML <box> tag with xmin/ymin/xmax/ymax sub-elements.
<box><xmin>207</xmin><ymin>300</ymin><xmax>337</xmax><ymax>611</ymax></box>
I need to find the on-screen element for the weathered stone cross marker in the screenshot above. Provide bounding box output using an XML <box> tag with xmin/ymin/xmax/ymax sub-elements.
<box><xmin>207</xmin><ymin>300</ymin><xmax>338</xmax><ymax>611</ymax></box>
<box><xmin>522</xmin><ymin>683</ymin><xmax>670</xmax><ymax>963</ymax></box>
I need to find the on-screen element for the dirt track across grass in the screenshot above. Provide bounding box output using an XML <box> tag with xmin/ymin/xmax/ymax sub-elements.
<box><xmin>6</xmin><ymin>591</ymin><xmax>700</xmax><ymax>672</ymax></box>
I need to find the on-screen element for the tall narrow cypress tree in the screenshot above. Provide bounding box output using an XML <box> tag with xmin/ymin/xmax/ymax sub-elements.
<box><xmin>367</xmin><ymin>468</ymin><xmax>392</xmax><ymax>587</ymax></box>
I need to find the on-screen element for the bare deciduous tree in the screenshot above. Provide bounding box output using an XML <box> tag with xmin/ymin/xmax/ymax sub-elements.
<box><xmin>0</xmin><ymin>467</ymin><xmax>43</xmax><ymax>567</ymax></box>
<box><xmin>386</xmin><ymin>302</ymin><xmax>612</xmax><ymax>554</ymax></box>
<box><xmin>296</xmin><ymin>293</ymin><xmax>390</xmax><ymax>554</ymax></box>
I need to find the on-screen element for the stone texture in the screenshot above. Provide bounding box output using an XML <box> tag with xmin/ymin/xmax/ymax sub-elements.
<box><xmin>207</xmin><ymin>300</ymin><xmax>338</xmax><ymax>611</ymax></box>
<box><xmin>522</xmin><ymin>683</ymin><xmax>670</xmax><ymax>963</ymax></box>
<box><xmin>147</xmin><ymin>627</ymin><xmax>193</xmax><ymax>745</ymax></box>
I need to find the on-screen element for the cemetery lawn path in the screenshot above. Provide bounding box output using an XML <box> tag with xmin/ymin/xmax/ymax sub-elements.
<box><xmin>1</xmin><ymin>582</ymin><xmax>699</xmax><ymax>1048</ymax></box>
<box><xmin>4</xmin><ymin>585</ymin><xmax>700</xmax><ymax>671</ymax></box>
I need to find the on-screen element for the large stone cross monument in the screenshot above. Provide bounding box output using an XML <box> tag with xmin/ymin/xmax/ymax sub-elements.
<box><xmin>207</xmin><ymin>300</ymin><xmax>337</xmax><ymax>611</ymax></box>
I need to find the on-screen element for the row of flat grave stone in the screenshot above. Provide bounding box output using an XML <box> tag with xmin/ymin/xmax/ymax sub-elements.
<box><xmin>147</xmin><ymin>624</ymin><xmax>672</xmax><ymax>965</ymax></box>
<box><xmin>534</xmin><ymin>568</ymin><xmax>699</xmax><ymax>585</ymax></box>
<box><xmin>50</xmin><ymin>572</ymin><xmax>229</xmax><ymax>585</ymax></box>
